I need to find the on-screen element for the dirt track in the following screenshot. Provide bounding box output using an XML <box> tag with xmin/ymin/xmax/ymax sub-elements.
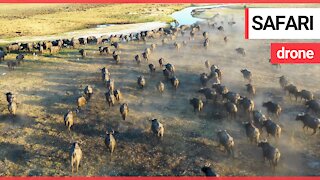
<box><xmin>0</xmin><ymin>9</ymin><xmax>320</xmax><ymax>176</ymax></box>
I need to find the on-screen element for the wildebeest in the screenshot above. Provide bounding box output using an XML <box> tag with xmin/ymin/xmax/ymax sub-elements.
<box><xmin>224</xmin><ymin>102</ymin><xmax>237</xmax><ymax>119</ymax></box>
<box><xmin>198</xmin><ymin>88</ymin><xmax>217</xmax><ymax>103</ymax></box>
<box><xmin>113</xmin><ymin>89</ymin><xmax>121</xmax><ymax>101</ymax></box>
<box><xmin>6</xmin><ymin>43</ymin><xmax>20</xmax><ymax>52</ymax></box>
<box><xmin>224</xmin><ymin>36</ymin><xmax>228</xmax><ymax>43</ymax></box>
<box><xmin>284</xmin><ymin>84</ymin><xmax>299</xmax><ymax>101</ymax></box>
<box><xmin>101</xmin><ymin>67</ymin><xmax>110</xmax><ymax>83</ymax></box>
<box><xmin>262</xmin><ymin>101</ymin><xmax>282</xmax><ymax>119</ymax></box>
<box><xmin>106</xmin><ymin>79</ymin><xmax>115</xmax><ymax>92</ymax></box>
<box><xmin>7</xmin><ymin>61</ymin><xmax>18</xmax><ymax>70</ymax></box>
<box><xmin>78</xmin><ymin>38</ymin><xmax>87</xmax><ymax>45</ymax></box>
<box><xmin>79</xmin><ymin>49</ymin><xmax>86</xmax><ymax>58</ymax></box>
<box><xmin>77</xmin><ymin>96</ymin><xmax>87</xmax><ymax>111</ymax></box>
<box><xmin>113</xmin><ymin>53</ymin><xmax>120</xmax><ymax>64</ymax></box>
<box><xmin>0</xmin><ymin>50</ymin><xmax>6</xmax><ymax>61</ymax></box>
<box><xmin>263</xmin><ymin>119</ymin><xmax>281</xmax><ymax>139</ymax></box>
<box><xmin>158</xmin><ymin>58</ymin><xmax>164</xmax><ymax>67</ymax></box>
<box><xmin>105</xmin><ymin>130</ymin><xmax>116</xmax><ymax>153</ymax></box>
<box><xmin>137</xmin><ymin>76</ymin><xmax>146</xmax><ymax>88</ymax></box>
<box><xmin>243</xmin><ymin>122</ymin><xmax>260</xmax><ymax>144</ymax></box>
<box><xmin>297</xmin><ymin>90</ymin><xmax>314</xmax><ymax>101</ymax></box>
<box><xmin>105</xmin><ymin>91</ymin><xmax>115</xmax><ymax>107</ymax></box>
<box><xmin>239</xmin><ymin>97</ymin><xmax>255</xmax><ymax>115</ymax></box>
<box><xmin>258</xmin><ymin>140</ymin><xmax>281</xmax><ymax>170</ymax></box>
<box><xmin>150</xmin><ymin>119</ymin><xmax>164</xmax><ymax>138</ymax></box>
<box><xmin>253</xmin><ymin>110</ymin><xmax>267</xmax><ymax>132</ymax></box>
<box><xmin>306</xmin><ymin>100</ymin><xmax>320</xmax><ymax>114</ymax></box>
<box><xmin>279</xmin><ymin>76</ymin><xmax>289</xmax><ymax>89</ymax></box>
<box><xmin>16</xmin><ymin>54</ymin><xmax>24</xmax><ymax>63</ymax></box>
<box><xmin>150</xmin><ymin>43</ymin><xmax>156</xmax><ymax>51</ymax></box>
<box><xmin>142</xmin><ymin>52</ymin><xmax>149</xmax><ymax>62</ymax></box>
<box><xmin>5</xmin><ymin>92</ymin><xmax>15</xmax><ymax>104</ymax></box>
<box><xmin>200</xmin><ymin>73</ymin><xmax>209</xmax><ymax>86</ymax></box>
<box><xmin>217</xmin><ymin>130</ymin><xmax>234</xmax><ymax>157</ymax></box>
<box><xmin>222</xmin><ymin>91</ymin><xmax>240</xmax><ymax>104</ymax></box>
<box><xmin>217</xmin><ymin>26</ymin><xmax>224</xmax><ymax>31</ymax></box>
<box><xmin>246</xmin><ymin>84</ymin><xmax>256</xmax><ymax>97</ymax></box>
<box><xmin>99</xmin><ymin>46</ymin><xmax>111</xmax><ymax>55</ymax></box>
<box><xmin>212</xmin><ymin>84</ymin><xmax>229</xmax><ymax>97</ymax></box>
<box><xmin>241</xmin><ymin>69</ymin><xmax>252</xmax><ymax>83</ymax></box>
<box><xmin>8</xmin><ymin>101</ymin><xmax>17</xmax><ymax>115</ymax></box>
<box><xmin>203</xmin><ymin>38</ymin><xmax>209</xmax><ymax>49</ymax></box>
<box><xmin>87</xmin><ymin>36</ymin><xmax>98</xmax><ymax>44</ymax></box>
<box><xmin>174</xmin><ymin>42</ymin><xmax>181</xmax><ymax>50</ymax></box>
<box><xmin>296</xmin><ymin>113</ymin><xmax>320</xmax><ymax>135</ymax></box>
<box><xmin>148</xmin><ymin>64</ymin><xmax>156</xmax><ymax>74</ymax></box>
<box><xmin>120</xmin><ymin>103</ymin><xmax>129</xmax><ymax>120</ymax></box>
<box><xmin>165</xmin><ymin>63</ymin><xmax>175</xmax><ymax>78</ymax></box>
<box><xmin>157</xmin><ymin>81</ymin><xmax>165</xmax><ymax>93</ymax></box>
<box><xmin>170</xmin><ymin>76</ymin><xmax>179</xmax><ymax>90</ymax></box>
<box><xmin>49</xmin><ymin>46</ymin><xmax>60</xmax><ymax>54</ymax></box>
<box><xmin>190</xmin><ymin>98</ymin><xmax>204</xmax><ymax>113</ymax></box>
<box><xmin>235</xmin><ymin>47</ymin><xmax>245</xmax><ymax>56</ymax></box>
<box><xmin>70</xmin><ymin>142</ymin><xmax>82</xmax><ymax>173</ymax></box>
<box><xmin>135</xmin><ymin>54</ymin><xmax>141</xmax><ymax>65</ymax></box>
<box><xmin>84</xmin><ymin>85</ymin><xmax>93</xmax><ymax>101</ymax></box>
<box><xmin>201</xmin><ymin>165</ymin><xmax>219</xmax><ymax>177</ymax></box>
<box><xmin>64</xmin><ymin>110</ymin><xmax>74</xmax><ymax>131</ymax></box>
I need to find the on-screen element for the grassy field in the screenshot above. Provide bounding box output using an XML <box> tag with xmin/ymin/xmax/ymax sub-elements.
<box><xmin>0</xmin><ymin>4</ymin><xmax>189</xmax><ymax>39</ymax></box>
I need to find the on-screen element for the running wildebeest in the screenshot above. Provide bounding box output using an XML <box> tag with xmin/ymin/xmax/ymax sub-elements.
<box><xmin>263</xmin><ymin>119</ymin><xmax>281</xmax><ymax>139</ymax></box>
<box><xmin>279</xmin><ymin>75</ymin><xmax>289</xmax><ymax>89</ymax></box>
<box><xmin>135</xmin><ymin>54</ymin><xmax>141</xmax><ymax>65</ymax></box>
<box><xmin>64</xmin><ymin>110</ymin><xmax>74</xmax><ymax>131</ymax></box>
<box><xmin>296</xmin><ymin>113</ymin><xmax>320</xmax><ymax>135</ymax></box>
<box><xmin>170</xmin><ymin>76</ymin><xmax>179</xmax><ymax>90</ymax></box>
<box><xmin>5</xmin><ymin>92</ymin><xmax>15</xmax><ymax>104</ymax></box>
<box><xmin>262</xmin><ymin>101</ymin><xmax>282</xmax><ymax>119</ymax></box>
<box><xmin>113</xmin><ymin>89</ymin><xmax>121</xmax><ymax>101</ymax></box>
<box><xmin>105</xmin><ymin>91</ymin><xmax>115</xmax><ymax>107</ymax></box>
<box><xmin>258</xmin><ymin>140</ymin><xmax>281</xmax><ymax>170</ymax></box>
<box><xmin>105</xmin><ymin>130</ymin><xmax>116</xmax><ymax>153</ymax></box>
<box><xmin>148</xmin><ymin>64</ymin><xmax>156</xmax><ymax>74</ymax></box>
<box><xmin>241</xmin><ymin>69</ymin><xmax>252</xmax><ymax>83</ymax></box>
<box><xmin>137</xmin><ymin>76</ymin><xmax>146</xmax><ymax>89</ymax></box>
<box><xmin>84</xmin><ymin>85</ymin><xmax>93</xmax><ymax>101</ymax></box>
<box><xmin>157</xmin><ymin>81</ymin><xmax>165</xmax><ymax>93</ymax></box>
<box><xmin>120</xmin><ymin>103</ymin><xmax>129</xmax><ymax>120</ymax></box>
<box><xmin>79</xmin><ymin>49</ymin><xmax>86</xmax><ymax>58</ymax></box>
<box><xmin>201</xmin><ymin>165</ymin><xmax>219</xmax><ymax>177</ymax></box>
<box><xmin>284</xmin><ymin>84</ymin><xmax>299</xmax><ymax>101</ymax></box>
<box><xmin>243</xmin><ymin>122</ymin><xmax>260</xmax><ymax>144</ymax></box>
<box><xmin>306</xmin><ymin>100</ymin><xmax>320</xmax><ymax>115</ymax></box>
<box><xmin>150</xmin><ymin>119</ymin><xmax>164</xmax><ymax>138</ymax></box>
<box><xmin>217</xmin><ymin>130</ymin><xmax>235</xmax><ymax>157</ymax></box>
<box><xmin>70</xmin><ymin>142</ymin><xmax>82</xmax><ymax>173</ymax></box>
<box><xmin>225</xmin><ymin>102</ymin><xmax>237</xmax><ymax>119</ymax></box>
<box><xmin>190</xmin><ymin>98</ymin><xmax>204</xmax><ymax>113</ymax></box>
<box><xmin>297</xmin><ymin>90</ymin><xmax>314</xmax><ymax>102</ymax></box>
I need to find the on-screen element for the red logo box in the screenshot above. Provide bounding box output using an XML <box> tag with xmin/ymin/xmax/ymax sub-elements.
<box><xmin>271</xmin><ymin>43</ymin><xmax>320</xmax><ymax>64</ymax></box>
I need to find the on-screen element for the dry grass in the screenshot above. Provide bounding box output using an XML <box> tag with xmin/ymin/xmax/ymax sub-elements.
<box><xmin>0</xmin><ymin>4</ymin><xmax>189</xmax><ymax>39</ymax></box>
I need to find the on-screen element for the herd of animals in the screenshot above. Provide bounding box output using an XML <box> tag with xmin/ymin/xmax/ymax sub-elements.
<box><xmin>0</xmin><ymin>17</ymin><xmax>320</xmax><ymax>176</ymax></box>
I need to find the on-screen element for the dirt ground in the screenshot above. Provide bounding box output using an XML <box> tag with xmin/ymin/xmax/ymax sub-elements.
<box><xmin>0</xmin><ymin>7</ymin><xmax>320</xmax><ymax>176</ymax></box>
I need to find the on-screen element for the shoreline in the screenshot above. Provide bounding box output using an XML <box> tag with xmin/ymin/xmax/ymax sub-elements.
<box><xmin>0</xmin><ymin>21</ymin><xmax>168</xmax><ymax>44</ymax></box>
